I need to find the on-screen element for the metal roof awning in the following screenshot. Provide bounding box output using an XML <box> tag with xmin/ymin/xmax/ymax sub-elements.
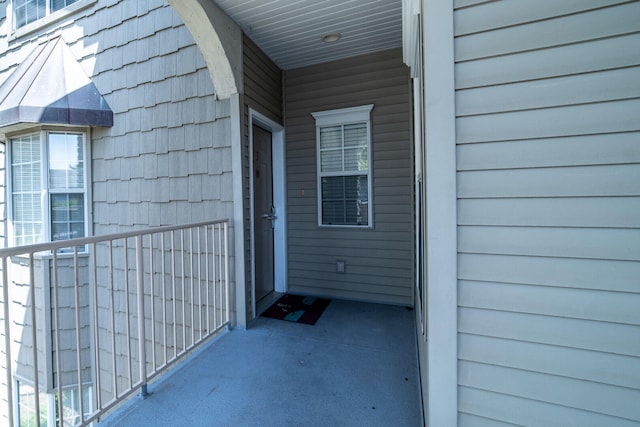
<box><xmin>0</xmin><ymin>36</ymin><xmax>113</xmax><ymax>135</ymax></box>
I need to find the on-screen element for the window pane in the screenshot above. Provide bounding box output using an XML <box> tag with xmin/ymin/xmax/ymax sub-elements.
<box><xmin>12</xmin><ymin>134</ymin><xmax>42</xmax><ymax>245</ymax></box>
<box><xmin>319</xmin><ymin>126</ymin><xmax>341</xmax><ymax>150</ymax></box>
<box><xmin>320</xmin><ymin>123</ymin><xmax>369</xmax><ymax>173</ymax></box>
<box><xmin>51</xmin><ymin>0</ymin><xmax>79</xmax><ymax>12</ymax></box>
<box><xmin>17</xmin><ymin>381</ymin><xmax>48</xmax><ymax>427</ymax></box>
<box><xmin>49</xmin><ymin>133</ymin><xmax>84</xmax><ymax>189</ymax></box>
<box><xmin>13</xmin><ymin>194</ymin><xmax>41</xmax><ymax>221</ymax></box>
<box><xmin>17</xmin><ymin>0</ymin><xmax>46</xmax><ymax>27</ymax></box>
<box><xmin>14</xmin><ymin>0</ymin><xmax>77</xmax><ymax>28</ymax></box>
<box><xmin>51</xmin><ymin>194</ymin><xmax>85</xmax><ymax>241</ymax></box>
<box><xmin>344</xmin><ymin>123</ymin><xmax>367</xmax><ymax>147</ymax></box>
<box><xmin>69</xmin><ymin>222</ymin><xmax>85</xmax><ymax>240</ymax></box>
<box><xmin>14</xmin><ymin>222</ymin><xmax>43</xmax><ymax>247</ymax></box>
<box><xmin>15</xmin><ymin>3</ymin><xmax>26</xmax><ymax>27</ymax></box>
<box><xmin>320</xmin><ymin>150</ymin><xmax>342</xmax><ymax>173</ymax></box>
<box><xmin>322</xmin><ymin>200</ymin><xmax>345</xmax><ymax>225</ymax></box>
<box><xmin>321</xmin><ymin>176</ymin><xmax>343</xmax><ymax>200</ymax></box>
<box><xmin>12</xmin><ymin>134</ymin><xmax>40</xmax><ymax>162</ymax></box>
<box><xmin>344</xmin><ymin>147</ymin><xmax>368</xmax><ymax>171</ymax></box>
<box><xmin>13</xmin><ymin>163</ymin><xmax>40</xmax><ymax>192</ymax></box>
<box><xmin>321</xmin><ymin>175</ymin><xmax>368</xmax><ymax>226</ymax></box>
<box><xmin>59</xmin><ymin>385</ymin><xmax>92</xmax><ymax>425</ymax></box>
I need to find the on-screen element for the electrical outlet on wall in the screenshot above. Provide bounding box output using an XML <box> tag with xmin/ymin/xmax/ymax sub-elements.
<box><xmin>336</xmin><ymin>260</ymin><xmax>346</xmax><ymax>273</ymax></box>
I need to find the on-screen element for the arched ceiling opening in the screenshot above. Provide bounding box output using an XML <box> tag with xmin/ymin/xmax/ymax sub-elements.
<box><xmin>168</xmin><ymin>0</ymin><xmax>242</xmax><ymax>99</ymax></box>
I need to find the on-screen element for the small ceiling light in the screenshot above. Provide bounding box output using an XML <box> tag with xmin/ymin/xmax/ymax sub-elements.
<box><xmin>321</xmin><ymin>32</ymin><xmax>341</xmax><ymax>43</ymax></box>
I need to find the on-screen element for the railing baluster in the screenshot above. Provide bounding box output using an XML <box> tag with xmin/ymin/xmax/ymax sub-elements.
<box><xmin>224</xmin><ymin>222</ymin><xmax>230</xmax><ymax>324</ymax></box>
<box><xmin>136</xmin><ymin>235</ymin><xmax>148</xmax><ymax>397</ymax></box>
<box><xmin>73</xmin><ymin>246</ymin><xmax>85</xmax><ymax>423</ymax></box>
<box><xmin>205</xmin><ymin>226</ymin><xmax>210</xmax><ymax>336</ymax></box>
<box><xmin>109</xmin><ymin>240</ymin><xmax>118</xmax><ymax>400</ymax></box>
<box><xmin>92</xmin><ymin>242</ymin><xmax>102</xmax><ymax>414</ymax></box>
<box><xmin>2</xmin><ymin>256</ymin><xmax>14</xmax><ymax>427</ymax></box>
<box><xmin>124</xmin><ymin>238</ymin><xmax>133</xmax><ymax>390</ymax></box>
<box><xmin>180</xmin><ymin>230</ymin><xmax>186</xmax><ymax>353</ymax></box>
<box><xmin>28</xmin><ymin>254</ymin><xmax>40</xmax><ymax>427</ymax></box>
<box><xmin>211</xmin><ymin>225</ymin><xmax>218</xmax><ymax>330</ymax></box>
<box><xmin>52</xmin><ymin>251</ymin><xmax>64</xmax><ymax>426</ymax></box>
<box><xmin>218</xmin><ymin>225</ymin><xmax>224</xmax><ymax>326</ymax></box>
<box><xmin>149</xmin><ymin>235</ymin><xmax>156</xmax><ymax>373</ymax></box>
<box><xmin>161</xmin><ymin>232</ymin><xmax>168</xmax><ymax>367</ymax></box>
<box><xmin>190</xmin><ymin>228</ymin><xmax>195</xmax><ymax>346</ymax></box>
<box><xmin>197</xmin><ymin>227</ymin><xmax>203</xmax><ymax>342</ymax></box>
<box><xmin>171</xmin><ymin>230</ymin><xmax>177</xmax><ymax>361</ymax></box>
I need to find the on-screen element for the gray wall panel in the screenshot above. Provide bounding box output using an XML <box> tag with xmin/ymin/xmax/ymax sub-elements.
<box><xmin>455</xmin><ymin>0</ymin><xmax>640</xmax><ymax>424</ymax></box>
<box><xmin>242</xmin><ymin>35</ymin><xmax>283</xmax><ymax>316</ymax></box>
<box><xmin>284</xmin><ymin>48</ymin><xmax>413</xmax><ymax>305</ymax></box>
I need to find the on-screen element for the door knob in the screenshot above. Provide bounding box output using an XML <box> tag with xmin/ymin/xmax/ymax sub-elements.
<box><xmin>261</xmin><ymin>205</ymin><xmax>277</xmax><ymax>227</ymax></box>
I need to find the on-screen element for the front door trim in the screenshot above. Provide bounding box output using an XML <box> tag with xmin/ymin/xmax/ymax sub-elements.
<box><xmin>249</xmin><ymin>108</ymin><xmax>286</xmax><ymax>319</ymax></box>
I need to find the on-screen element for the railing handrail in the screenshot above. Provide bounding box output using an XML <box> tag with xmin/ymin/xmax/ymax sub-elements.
<box><xmin>0</xmin><ymin>219</ymin><xmax>231</xmax><ymax>426</ymax></box>
<box><xmin>0</xmin><ymin>219</ymin><xmax>229</xmax><ymax>258</ymax></box>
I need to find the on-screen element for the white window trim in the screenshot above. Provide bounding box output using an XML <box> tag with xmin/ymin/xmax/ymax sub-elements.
<box><xmin>9</xmin><ymin>0</ymin><xmax>97</xmax><ymax>40</ymax></box>
<box><xmin>7</xmin><ymin>128</ymin><xmax>91</xmax><ymax>250</ymax></box>
<box><xmin>248</xmin><ymin>107</ymin><xmax>288</xmax><ymax>319</ymax></box>
<box><xmin>312</xmin><ymin>104</ymin><xmax>374</xmax><ymax>228</ymax></box>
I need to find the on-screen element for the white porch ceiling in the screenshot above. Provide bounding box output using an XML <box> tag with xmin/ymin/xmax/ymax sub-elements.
<box><xmin>212</xmin><ymin>0</ymin><xmax>403</xmax><ymax>70</ymax></box>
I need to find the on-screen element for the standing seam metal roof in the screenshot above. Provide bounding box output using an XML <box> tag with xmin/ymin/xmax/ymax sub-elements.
<box><xmin>0</xmin><ymin>36</ymin><xmax>113</xmax><ymax>131</ymax></box>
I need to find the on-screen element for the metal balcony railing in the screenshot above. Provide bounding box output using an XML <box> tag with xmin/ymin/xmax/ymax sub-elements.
<box><xmin>0</xmin><ymin>220</ymin><xmax>230</xmax><ymax>426</ymax></box>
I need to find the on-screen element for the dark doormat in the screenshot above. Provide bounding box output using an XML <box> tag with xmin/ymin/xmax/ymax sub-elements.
<box><xmin>261</xmin><ymin>294</ymin><xmax>331</xmax><ymax>325</ymax></box>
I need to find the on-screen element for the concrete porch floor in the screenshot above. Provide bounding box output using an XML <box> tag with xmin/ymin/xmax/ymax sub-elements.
<box><xmin>100</xmin><ymin>299</ymin><xmax>423</xmax><ymax>426</ymax></box>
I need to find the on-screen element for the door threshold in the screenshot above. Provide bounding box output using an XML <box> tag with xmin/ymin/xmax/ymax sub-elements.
<box><xmin>256</xmin><ymin>291</ymin><xmax>284</xmax><ymax>317</ymax></box>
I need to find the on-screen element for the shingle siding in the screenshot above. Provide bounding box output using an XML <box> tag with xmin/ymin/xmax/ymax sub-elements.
<box><xmin>0</xmin><ymin>2</ymin><xmax>237</xmax><ymax>416</ymax></box>
<box><xmin>88</xmin><ymin>3</ymin><xmax>233</xmax><ymax>232</ymax></box>
<box><xmin>454</xmin><ymin>1</ymin><xmax>640</xmax><ymax>424</ymax></box>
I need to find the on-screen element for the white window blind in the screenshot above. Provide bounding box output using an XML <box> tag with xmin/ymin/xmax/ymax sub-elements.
<box><xmin>11</xmin><ymin>134</ymin><xmax>42</xmax><ymax>246</ymax></box>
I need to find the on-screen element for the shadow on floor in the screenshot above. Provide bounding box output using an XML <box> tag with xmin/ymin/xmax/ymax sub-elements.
<box><xmin>100</xmin><ymin>299</ymin><xmax>422</xmax><ymax>426</ymax></box>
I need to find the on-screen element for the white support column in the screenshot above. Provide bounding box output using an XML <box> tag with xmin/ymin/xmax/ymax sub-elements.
<box><xmin>230</xmin><ymin>92</ymin><xmax>247</xmax><ymax>329</ymax></box>
<box><xmin>423</xmin><ymin>0</ymin><xmax>458</xmax><ymax>425</ymax></box>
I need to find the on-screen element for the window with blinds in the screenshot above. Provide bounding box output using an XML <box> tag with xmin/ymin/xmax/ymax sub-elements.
<box><xmin>11</xmin><ymin>134</ymin><xmax>43</xmax><ymax>246</ymax></box>
<box><xmin>13</xmin><ymin>0</ymin><xmax>79</xmax><ymax>30</ymax></box>
<box><xmin>49</xmin><ymin>132</ymin><xmax>85</xmax><ymax>242</ymax></box>
<box><xmin>312</xmin><ymin>105</ymin><xmax>373</xmax><ymax>227</ymax></box>
<box><xmin>10</xmin><ymin>131</ymin><xmax>87</xmax><ymax>247</ymax></box>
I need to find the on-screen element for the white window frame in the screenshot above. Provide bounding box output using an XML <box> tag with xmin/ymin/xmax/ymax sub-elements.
<box><xmin>312</xmin><ymin>104</ymin><xmax>374</xmax><ymax>228</ymax></box>
<box><xmin>9</xmin><ymin>0</ymin><xmax>97</xmax><ymax>39</ymax></box>
<box><xmin>7</xmin><ymin>128</ymin><xmax>90</xmax><ymax>249</ymax></box>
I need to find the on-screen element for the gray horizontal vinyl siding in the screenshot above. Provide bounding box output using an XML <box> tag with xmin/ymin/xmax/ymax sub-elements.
<box><xmin>243</xmin><ymin>35</ymin><xmax>283</xmax><ymax>125</ymax></box>
<box><xmin>454</xmin><ymin>1</ymin><xmax>640</xmax><ymax>425</ymax></box>
<box><xmin>285</xmin><ymin>49</ymin><xmax>413</xmax><ymax>305</ymax></box>
<box><xmin>242</xmin><ymin>34</ymin><xmax>282</xmax><ymax>316</ymax></box>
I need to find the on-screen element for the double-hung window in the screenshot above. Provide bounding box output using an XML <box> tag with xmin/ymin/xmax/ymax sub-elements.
<box><xmin>13</xmin><ymin>0</ymin><xmax>79</xmax><ymax>29</ymax></box>
<box><xmin>312</xmin><ymin>105</ymin><xmax>373</xmax><ymax>227</ymax></box>
<box><xmin>10</xmin><ymin>131</ymin><xmax>87</xmax><ymax>248</ymax></box>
